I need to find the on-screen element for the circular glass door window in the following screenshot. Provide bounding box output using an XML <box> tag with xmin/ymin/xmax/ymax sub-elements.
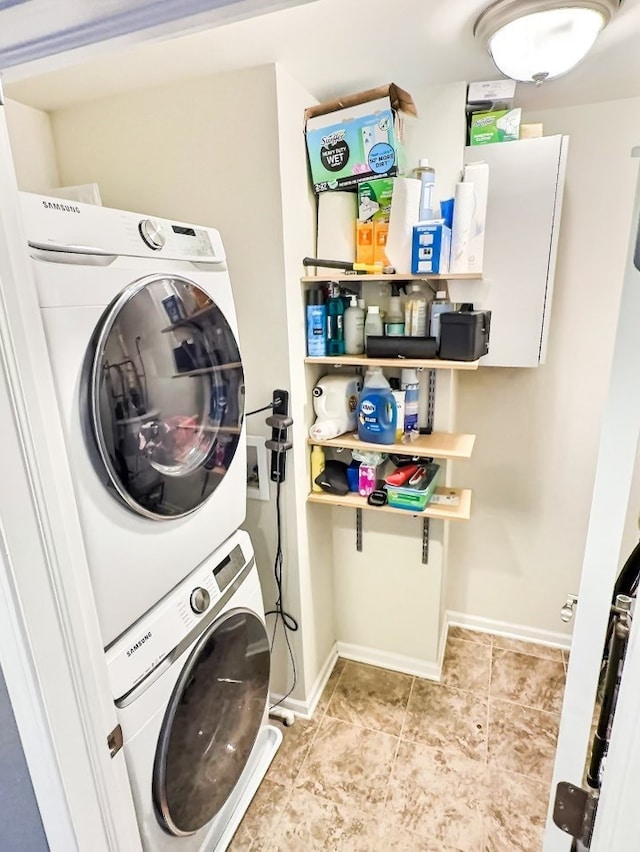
<box><xmin>153</xmin><ymin>609</ymin><xmax>270</xmax><ymax>836</ymax></box>
<box><xmin>88</xmin><ymin>274</ymin><xmax>244</xmax><ymax>519</ymax></box>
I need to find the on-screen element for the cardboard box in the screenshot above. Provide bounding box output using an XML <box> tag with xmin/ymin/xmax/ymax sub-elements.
<box><xmin>470</xmin><ymin>108</ymin><xmax>521</xmax><ymax>145</ymax></box>
<box><xmin>356</xmin><ymin>221</ymin><xmax>375</xmax><ymax>265</ymax></box>
<box><xmin>373</xmin><ymin>221</ymin><xmax>390</xmax><ymax>266</ymax></box>
<box><xmin>411</xmin><ymin>224</ymin><xmax>451</xmax><ymax>275</ymax></box>
<box><xmin>304</xmin><ymin>84</ymin><xmax>417</xmax><ymax>194</ymax></box>
<box><xmin>358</xmin><ymin>178</ymin><xmax>394</xmax><ymax>222</ymax></box>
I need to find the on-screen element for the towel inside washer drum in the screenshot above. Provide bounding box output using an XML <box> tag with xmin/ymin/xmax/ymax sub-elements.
<box><xmin>152</xmin><ymin>609</ymin><xmax>270</xmax><ymax>835</ymax></box>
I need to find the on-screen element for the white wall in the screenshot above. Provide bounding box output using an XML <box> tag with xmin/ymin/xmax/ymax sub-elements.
<box><xmin>4</xmin><ymin>98</ymin><xmax>60</xmax><ymax>191</ymax></box>
<box><xmin>50</xmin><ymin>63</ymin><xmax>319</xmax><ymax>701</ymax></box>
<box><xmin>447</xmin><ymin>95</ymin><xmax>640</xmax><ymax>637</ymax></box>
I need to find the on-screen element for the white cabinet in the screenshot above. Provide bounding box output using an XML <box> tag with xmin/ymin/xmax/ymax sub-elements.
<box><xmin>449</xmin><ymin>135</ymin><xmax>568</xmax><ymax>368</ymax></box>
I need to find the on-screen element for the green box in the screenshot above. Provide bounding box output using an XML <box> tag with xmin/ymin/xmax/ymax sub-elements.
<box><xmin>470</xmin><ymin>108</ymin><xmax>521</xmax><ymax>145</ymax></box>
<box><xmin>357</xmin><ymin>178</ymin><xmax>394</xmax><ymax>222</ymax></box>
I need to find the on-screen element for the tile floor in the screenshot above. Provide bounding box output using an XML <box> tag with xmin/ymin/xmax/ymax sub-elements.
<box><xmin>230</xmin><ymin>628</ymin><xmax>568</xmax><ymax>851</ymax></box>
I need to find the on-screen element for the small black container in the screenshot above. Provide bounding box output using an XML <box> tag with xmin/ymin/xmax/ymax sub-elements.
<box><xmin>438</xmin><ymin>310</ymin><xmax>491</xmax><ymax>361</ymax></box>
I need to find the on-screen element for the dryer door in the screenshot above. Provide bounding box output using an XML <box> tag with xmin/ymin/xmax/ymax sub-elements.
<box><xmin>152</xmin><ymin>609</ymin><xmax>270</xmax><ymax>836</ymax></box>
<box><xmin>87</xmin><ymin>274</ymin><xmax>245</xmax><ymax>519</ymax></box>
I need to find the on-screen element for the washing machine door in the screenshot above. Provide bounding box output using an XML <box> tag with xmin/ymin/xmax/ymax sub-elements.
<box><xmin>152</xmin><ymin>608</ymin><xmax>270</xmax><ymax>836</ymax></box>
<box><xmin>87</xmin><ymin>274</ymin><xmax>245</xmax><ymax>519</ymax></box>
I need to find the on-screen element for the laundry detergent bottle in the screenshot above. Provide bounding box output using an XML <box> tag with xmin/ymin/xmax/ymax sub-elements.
<box><xmin>357</xmin><ymin>367</ymin><xmax>397</xmax><ymax>445</ymax></box>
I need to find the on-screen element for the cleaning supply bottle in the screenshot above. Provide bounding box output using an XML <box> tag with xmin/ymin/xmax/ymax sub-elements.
<box><xmin>401</xmin><ymin>368</ymin><xmax>419</xmax><ymax>435</ymax></box>
<box><xmin>430</xmin><ymin>291</ymin><xmax>455</xmax><ymax>347</ymax></box>
<box><xmin>384</xmin><ymin>284</ymin><xmax>405</xmax><ymax>336</ymax></box>
<box><xmin>344</xmin><ymin>295</ymin><xmax>365</xmax><ymax>355</ymax></box>
<box><xmin>357</xmin><ymin>367</ymin><xmax>397</xmax><ymax>445</ymax></box>
<box><xmin>414</xmin><ymin>159</ymin><xmax>436</xmax><ymax>221</ymax></box>
<box><xmin>310</xmin><ymin>445</ymin><xmax>325</xmax><ymax>492</ymax></box>
<box><xmin>306</xmin><ymin>288</ymin><xmax>326</xmax><ymax>356</ymax></box>
<box><xmin>404</xmin><ymin>283</ymin><xmax>428</xmax><ymax>336</ymax></box>
<box><xmin>364</xmin><ymin>305</ymin><xmax>383</xmax><ymax>339</ymax></box>
<box><xmin>326</xmin><ymin>282</ymin><xmax>345</xmax><ymax>356</ymax></box>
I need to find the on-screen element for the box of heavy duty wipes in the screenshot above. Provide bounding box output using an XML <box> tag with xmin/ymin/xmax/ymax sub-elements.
<box><xmin>304</xmin><ymin>84</ymin><xmax>417</xmax><ymax>193</ymax></box>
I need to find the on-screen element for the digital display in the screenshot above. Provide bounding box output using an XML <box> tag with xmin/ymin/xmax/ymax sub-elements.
<box><xmin>172</xmin><ymin>225</ymin><xmax>196</xmax><ymax>236</ymax></box>
<box><xmin>213</xmin><ymin>549</ymin><xmax>243</xmax><ymax>592</ymax></box>
<box><xmin>213</xmin><ymin>555</ymin><xmax>231</xmax><ymax>577</ymax></box>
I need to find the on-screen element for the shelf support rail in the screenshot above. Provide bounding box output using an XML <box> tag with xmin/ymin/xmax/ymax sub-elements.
<box><xmin>422</xmin><ymin>518</ymin><xmax>430</xmax><ymax>564</ymax></box>
<box><xmin>427</xmin><ymin>369</ymin><xmax>436</xmax><ymax>433</ymax></box>
<box><xmin>356</xmin><ymin>508</ymin><xmax>363</xmax><ymax>552</ymax></box>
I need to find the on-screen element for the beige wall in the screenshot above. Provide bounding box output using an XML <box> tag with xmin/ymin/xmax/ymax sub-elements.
<box><xmin>50</xmin><ymin>63</ymin><xmax>319</xmax><ymax>700</ymax></box>
<box><xmin>5</xmin><ymin>98</ymin><xmax>59</xmax><ymax>192</ymax></box>
<box><xmin>447</xmin><ymin>96</ymin><xmax>640</xmax><ymax>637</ymax></box>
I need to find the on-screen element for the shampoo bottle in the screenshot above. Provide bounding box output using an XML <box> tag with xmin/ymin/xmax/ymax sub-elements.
<box><xmin>306</xmin><ymin>288</ymin><xmax>326</xmax><ymax>356</ymax></box>
<box><xmin>364</xmin><ymin>305</ymin><xmax>384</xmax><ymax>339</ymax></box>
<box><xmin>326</xmin><ymin>283</ymin><xmax>345</xmax><ymax>356</ymax></box>
<box><xmin>384</xmin><ymin>284</ymin><xmax>405</xmax><ymax>336</ymax></box>
<box><xmin>414</xmin><ymin>159</ymin><xmax>436</xmax><ymax>222</ymax></box>
<box><xmin>344</xmin><ymin>295</ymin><xmax>365</xmax><ymax>355</ymax></box>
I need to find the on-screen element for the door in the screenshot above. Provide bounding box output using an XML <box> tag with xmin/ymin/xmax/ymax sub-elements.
<box><xmin>88</xmin><ymin>273</ymin><xmax>244</xmax><ymax>519</ymax></box>
<box><xmin>152</xmin><ymin>609</ymin><xmax>270</xmax><ymax>836</ymax></box>
<box><xmin>545</xmin><ymin>149</ymin><xmax>640</xmax><ymax>850</ymax></box>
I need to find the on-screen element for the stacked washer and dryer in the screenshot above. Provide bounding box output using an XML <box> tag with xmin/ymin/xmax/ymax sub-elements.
<box><xmin>20</xmin><ymin>193</ymin><xmax>281</xmax><ymax>851</ymax></box>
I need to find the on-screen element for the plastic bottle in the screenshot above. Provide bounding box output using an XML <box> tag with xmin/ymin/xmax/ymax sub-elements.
<box><xmin>364</xmin><ymin>305</ymin><xmax>383</xmax><ymax>339</ymax></box>
<box><xmin>430</xmin><ymin>291</ymin><xmax>455</xmax><ymax>347</ymax></box>
<box><xmin>404</xmin><ymin>283</ymin><xmax>428</xmax><ymax>337</ymax></box>
<box><xmin>384</xmin><ymin>284</ymin><xmax>405</xmax><ymax>336</ymax></box>
<box><xmin>310</xmin><ymin>445</ymin><xmax>325</xmax><ymax>492</ymax></box>
<box><xmin>326</xmin><ymin>283</ymin><xmax>345</xmax><ymax>356</ymax></box>
<box><xmin>344</xmin><ymin>295</ymin><xmax>365</xmax><ymax>355</ymax></box>
<box><xmin>357</xmin><ymin>367</ymin><xmax>397</xmax><ymax>445</ymax></box>
<box><xmin>414</xmin><ymin>158</ymin><xmax>436</xmax><ymax>222</ymax></box>
<box><xmin>401</xmin><ymin>368</ymin><xmax>419</xmax><ymax>435</ymax></box>
<box><xmin>306</xmin><ymin>289</ymin><xmax>326</xmax><ymax>356</ymax></box>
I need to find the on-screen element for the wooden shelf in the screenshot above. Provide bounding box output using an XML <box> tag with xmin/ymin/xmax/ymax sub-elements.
<box><xmin>172</xmin><ymin>362</ymin><xmax>243</xmax><ymax>377</ymax></box>
<box><xmin>307</xmin><ymin>487</ymin><xmax>472</xmax><ymax>521</ymax></box>
<box><xmin>301</xmin><ymin>273</ymin><xmax>482</xmax><ymax>283</ymax></box>
<box><xmin>308</xmin><ymin>431</ymin><xmax>475</xmax><ymax>460</ymax></box>
<box><xmin>304</xmin><ymin>354</ymin><xmax>479</xmax><ymax>370</ymax></box>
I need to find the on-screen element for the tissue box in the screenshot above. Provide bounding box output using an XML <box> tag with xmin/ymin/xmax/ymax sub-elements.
<box><xmin>470</xmin><ymin>108</ymin><xmax>521</xmax><ymax>145</ymax></box>
<box><xmin>304</xmin><ymin>84</ymin><xmax>417</xmax><ymax>193</ymax></box>
<box><xmin>411</xmin><ymin>224</ymin><xmax>451</xmax><ymax>275</ymax></box>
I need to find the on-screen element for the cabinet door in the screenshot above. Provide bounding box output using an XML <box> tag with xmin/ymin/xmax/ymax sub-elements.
<box><xmin>451</xmin><ymin>135</ymin><xmax>568</xmax><ymax>368</ymax></box>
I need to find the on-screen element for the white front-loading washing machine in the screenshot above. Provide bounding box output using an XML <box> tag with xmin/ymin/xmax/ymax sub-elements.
<box><xmin>20</xmin><ymin>193</ymin><xmax>248</xmax><ymax>646</ymax></box>
<box><xmin>107</xmin><ymin>529</ymin><xmax>281</xmax><ymax>851</ymax></box>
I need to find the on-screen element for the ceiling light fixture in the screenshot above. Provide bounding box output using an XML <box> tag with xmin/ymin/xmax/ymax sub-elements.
<box><xmin>474</xmin><ymin>0</ymin><xmax>620</xmax><ymax>84</ymax></box>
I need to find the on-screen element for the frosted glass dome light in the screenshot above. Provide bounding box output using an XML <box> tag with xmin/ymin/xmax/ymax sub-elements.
<box><xmin>474</xmin><ymin>0</ymin><xmax>620</xmax><ymax>84</ymax></box>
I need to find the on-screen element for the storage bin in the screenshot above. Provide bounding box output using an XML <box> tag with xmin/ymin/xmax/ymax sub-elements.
<box><xmin>438</xmin><ymin>310</ymin><xmax>491</xmax><ymax>361</ymax></box>
<box><xmin>386</xmin><ymin>463</ymin><xmax>440</xmax><ymax>511</ymax></box>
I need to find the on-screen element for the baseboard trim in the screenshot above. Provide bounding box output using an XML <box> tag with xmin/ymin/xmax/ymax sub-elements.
<box><xmin>336</xmin><ymin>641</ymin><xmax>441</xmax><ymax>681</ymax></box>
<box><xmin>447</xmin><ymin>610</ymin><xmax>572</xmax><ymax>650</ymax></box>
<box><xmin>269</xmin><ymin>642</ymin><xmax>339</xmax><ymax>720</ymax></box>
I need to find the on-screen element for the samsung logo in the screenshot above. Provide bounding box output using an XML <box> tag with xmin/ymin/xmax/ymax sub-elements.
<box><xmin>42</xmin><ymin>201</ymin><xmax>81</xmax><ymax>213</ymax></box>
<box><xmin>126</xmin><ymin>632</ymin><xmax>152</xmax><ymax>657</ymax></box>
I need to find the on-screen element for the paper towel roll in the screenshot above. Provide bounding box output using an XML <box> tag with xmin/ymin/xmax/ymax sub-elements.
<box><xmin>385</xmin><ymin>177</ymin><xmax>421</xmax><ymax>274</ymax></box>
<box><xmin>462</xmin><ymin>162</ymin><xmax>489</xmax><ymax>274</ymax></box>
<box><xmin>450</xmin><ymin>181</ymin><xmax>475</xmax><ymax>274</ymax></box>
<box><xmin>316</xmin><ymin>191</ymin><xmax>357</xmax><ymax>268</ymax></box>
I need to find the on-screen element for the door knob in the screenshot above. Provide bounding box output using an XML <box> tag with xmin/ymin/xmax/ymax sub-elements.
<box><xmin>560</xmin><ymin>594</ymin><xmax>578</xmax><ymax>623</ymax></box>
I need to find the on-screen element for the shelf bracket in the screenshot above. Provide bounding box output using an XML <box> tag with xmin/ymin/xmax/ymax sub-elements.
<box><xmin>422</xmin><ymin>518</ymin><xmax>430</xmax><ymax>564</ymax></box>
<box><xmin>356</xmin><ymin>508</ymin><xmax>363</xmax><ymax>552</ymax></box>
<box><xmin>427</xmin><ymin>370</ymin><xmax>436</xmax><ymax>434</ymax></box>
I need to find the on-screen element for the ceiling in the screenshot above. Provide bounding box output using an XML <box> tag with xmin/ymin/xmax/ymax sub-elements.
<box><xmin>4</xmin><ymin>0</ymin><xmax>640</xmax><ymax>113</ymax></box>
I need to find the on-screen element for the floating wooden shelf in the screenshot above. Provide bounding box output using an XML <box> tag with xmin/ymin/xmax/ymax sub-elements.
<box><xmin>301</xmin><ymin>273</ymin><xmax>482</xmax><ymax>283</ymax></box>
<box><xmin>172</xmin><ymin>362</ymin><xmax>243</xmax><ymax>377</ymax></box>
<box><xmin>161</xmin><ymin>302</ymin><xmax>216</xmax><ymax>333</ymax></box>
<box><xmin>307</xmin><ymin>431</ymin><xmax>475</xmax><ymax>460</ymax></box>
<box><xmin>307</xmin><ymin>487</ymin><xmax>472</xmax><ymax>521</ymax></box>
<box><xmin>304</xmin><ymin>354</ymin><xmax>479</xmax><ymax>370</ymax></box>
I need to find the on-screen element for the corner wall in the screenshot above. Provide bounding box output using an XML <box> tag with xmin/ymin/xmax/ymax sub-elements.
<box><xmin>447</xmin><ymin>96</ymin><xmax>640</xmax><ymax>638</ymax></box>
<box><xmin>4</xmin><ymin>98</ymin><xmax>60</xmax><ymax>192</ymax></box>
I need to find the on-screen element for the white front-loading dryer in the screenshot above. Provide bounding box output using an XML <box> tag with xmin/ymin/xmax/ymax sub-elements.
<box><xmin>20</xmin><ymin>193</ymin><xmax>248</xmax><ymax>646</ymax></box>
<box><xmin>107</xmin><ymin>529</ymin><xmax>281</xmax><ymax>851</ymax></box>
